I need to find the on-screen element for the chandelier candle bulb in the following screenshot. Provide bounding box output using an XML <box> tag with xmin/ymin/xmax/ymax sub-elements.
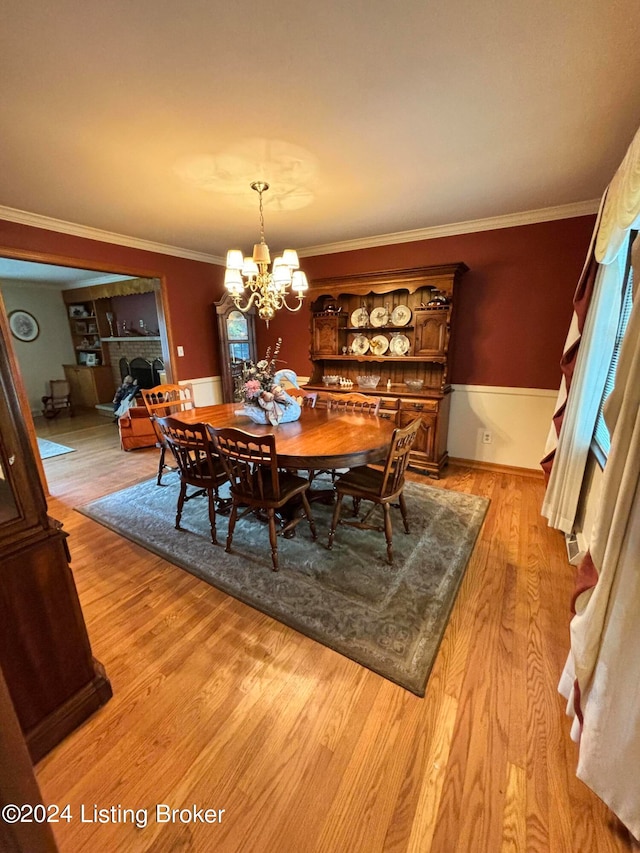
<box><xmin>224</xmin><ymin>181</ymin><xmax>308</xmax><ymax>324</ymax></box>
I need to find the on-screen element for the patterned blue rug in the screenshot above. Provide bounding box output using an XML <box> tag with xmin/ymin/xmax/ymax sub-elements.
<box><xmin>78</xmin><ymin>476</ymin><xmax>489</xmax><ymax>695</ymax></box>
<box><xmin>37</xmin><ymin>437</ymin><xmax>76</xmax><ymax>459</ymax></box>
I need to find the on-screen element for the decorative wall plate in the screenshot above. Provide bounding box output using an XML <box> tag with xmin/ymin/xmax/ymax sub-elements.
<box><xmin>369</xmin><ymin>307</ymin><xmax>389</xmax><ymax>327</ymax></box>
<box><xmin>8</xmin><ymin>310</ymin><xmax>39</xmax><ymax>342</ymax></box>
<box><xmin>350</xmin><ymin>307</ymin><xmax>369</xmax><ymax>328</ymax></box>
<box><xmin>351</xmin><ymin>334</ymin><xmax>370</xmax><ymax>355</ymax></box>
<box><xmin>369</xmin><ymin>334</ymin><xmax>389</xmax><ymax>355</ymax></box>
<box><xmin>391</xmin><ymin>304</ymin><xmax>412</xmax><ymax>326</ymax></box>
<box><xmin>389</xmin><ymin>334</ymin><xmax>410</xmax><ymax>356</ymax></box>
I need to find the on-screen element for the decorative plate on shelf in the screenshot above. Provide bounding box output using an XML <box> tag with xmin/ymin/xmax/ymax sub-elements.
<box><xmin>391</xmin><ymin>304</ymin><xmax>412</xmax><ymax>326</ymax></box>
<box><xmin>351</xmin><ymin>334</ymin><xmax>370</xmax><ymax>355</ymax></box>
<box><xmin>370</xmin><ymin>307</ymin><xmax>389</xmax><ymax>327</ymax></box>
<box><xmin>350</xmin><ymin>307</ymin><xmax>369</xmax><ymax>328</ymax></box>
<box><xmin>369</xmin><ymin>334</ymin><xmax>389</xmax><ymax>355</ymax></box>
<box><xmin>389</xmin><ymin>334</ymin><xmax>410</xmax><ymax>356</ymax></box>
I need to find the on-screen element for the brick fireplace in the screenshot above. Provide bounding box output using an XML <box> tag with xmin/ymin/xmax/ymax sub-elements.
<box><xmin>106</xmin><ymin>339</ymin><xmax>164</xmax><ymax>388</ymax></box>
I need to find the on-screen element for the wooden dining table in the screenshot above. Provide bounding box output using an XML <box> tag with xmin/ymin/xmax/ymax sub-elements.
<box><xmin>175</xmin><ymin>402</ymin><xmax>396</xmax><ymax>471</ymax></box>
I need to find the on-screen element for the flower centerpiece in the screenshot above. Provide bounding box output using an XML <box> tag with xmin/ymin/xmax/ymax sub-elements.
<box><xmin>239</xmin><ymin>338</ymin><xmax>301</xmax><ymax>426</ymax></box>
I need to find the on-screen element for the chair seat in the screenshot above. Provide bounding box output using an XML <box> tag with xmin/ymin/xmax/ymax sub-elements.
<box><xmin>230</xmin><ymin>470</ymin><xmax>310</xmax><ymax>506</ymax></box>
<box><xmin>333</xmin><ymin>465</ymin><xmax>388</xmax><ymax>497</ymax></box>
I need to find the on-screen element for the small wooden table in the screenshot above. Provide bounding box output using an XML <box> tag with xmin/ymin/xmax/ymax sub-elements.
<box><xmin>177</xmin><ymin>402</ymin><xmax>396</xmax><ymax>470</ymax></box>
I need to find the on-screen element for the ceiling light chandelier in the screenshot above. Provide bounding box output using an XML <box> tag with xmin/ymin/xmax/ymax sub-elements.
<box><xmin>224</xmin><ymin>181</ymin><xmax>309</xmax><ymax>324</ymax></box>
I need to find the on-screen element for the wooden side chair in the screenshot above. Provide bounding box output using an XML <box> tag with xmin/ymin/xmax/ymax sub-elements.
<box><xmin>154</xmin><ymin>416</ymin><xmax>228</xmax><ymax>545</ymax></box>
<box><xmin>142</xmin><ymin>383</ymin><xmax>194</xmax><ymax>484</ymax></box>
<box><xmin>299</xmin><ymin>392</ymin><xmax>318</xmax><ymax>408</ymax></box>
<box><xmin>41</xmin><ymin>380</ymin><xmax>73</xmax><ymax>419</ymax></box>
<box><xmin>326</xmin><ymin>392</ymin><xmax>381</xmax><ymax>415</ymax></box>
<box><xmin>310</xmin><ymin>392</ymin><xmax>381</xmax><ymax>483</ymax></box>
<box><xmin>327</xmin><ymin>417</ymin><xmax>422</xmax><ymax>565</ymax></box>
<box><xmin>208</xmin><ymin>426</ymin><xmax>317</xmax><ymax>571</ymax></box>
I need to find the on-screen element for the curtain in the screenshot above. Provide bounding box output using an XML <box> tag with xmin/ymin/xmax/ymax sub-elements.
<box><xmin>540</xmin><ymin>198</ymin><xmax>603</xmax><ymax>484</ymax></box>
<box><xmin>94</xmin><ymin>278</ymin><xmax>158</xmax><ymax>298</ymax></box>
<box><xmin>558</xmin><ymin>234</ymin><xmax>640</xmax><ymax>840</ymax></box>
<box><xmin>542</xmin><ymin>123</ymin><xmax>640</xmax><ymax>533</ymax></box>
<box><xmin>541</xmin><ymin>252</ymin><xmax>623</xmax><ymax>532</ymax></box>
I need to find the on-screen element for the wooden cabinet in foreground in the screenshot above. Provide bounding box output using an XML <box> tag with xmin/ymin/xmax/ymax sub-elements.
<box><xmin>0</xmin><ymin>308</ymin><xmax>112</xmax><ymax>762</ymax></box>
<box><xmin>306</xmin><ymin>264</ymin><xmax>468</xmax><ymax>477</ymax></box>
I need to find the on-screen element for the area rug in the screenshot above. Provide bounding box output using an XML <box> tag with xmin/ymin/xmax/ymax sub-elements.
<box><xmin>37</xmin><ymin>437</ymin><xmax>76</xmax><ymax>459</ymax></box>
<box><xmin>78</xmin><ymin>477</ymin><xmax>489</xmax><ymax>696</ymax></box>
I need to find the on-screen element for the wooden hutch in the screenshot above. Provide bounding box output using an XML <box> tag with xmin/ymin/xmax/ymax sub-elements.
<box><xmin>306</xmin><ymin>263</ymin><xmax>468</xmax><ymax>477</ymax></box>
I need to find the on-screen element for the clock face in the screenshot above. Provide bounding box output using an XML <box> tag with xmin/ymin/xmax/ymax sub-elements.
<box><xmin>8</xmin><ymin>310</ymin><xmax>39</xmax><ymax>342</ymax></box>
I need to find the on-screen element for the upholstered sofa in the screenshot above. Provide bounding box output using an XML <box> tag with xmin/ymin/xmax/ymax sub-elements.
<box><xmin>118</xmin><ymin>406</ymin><xmax>158</xmax><ymax>451</ymax></box>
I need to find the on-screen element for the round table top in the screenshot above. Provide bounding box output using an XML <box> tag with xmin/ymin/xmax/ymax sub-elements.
<box><xmin>177</xmin><ymin>402</ymin><xmax>396</xmax><ymax>470</ymax></box>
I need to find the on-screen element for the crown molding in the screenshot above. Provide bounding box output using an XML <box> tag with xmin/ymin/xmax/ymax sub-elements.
<box><xmin>0</xmin><ymin>198</ymin><xmax>599</xmax><ymax>265</ymax></box>
<box><xmin>0</xmin><ymin>205</ymin><xmax>225</xmax><ymax>265</ymax></box>
<box><xmin>297</xmin><ymin>199</ymin><xmax>600</xmax><ymax>257</ymax></box>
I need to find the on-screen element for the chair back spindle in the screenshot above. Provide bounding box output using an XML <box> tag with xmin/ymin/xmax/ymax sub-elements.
<box><xmin>326</xmin><ymin>393</ymin><xmax>381</xmax><ymax>416</ymax></box>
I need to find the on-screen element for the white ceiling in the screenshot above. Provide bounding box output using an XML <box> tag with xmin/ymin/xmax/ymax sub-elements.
<box><xmin>1</xmin><ymin>0</ymin><xmax>639</xmax><ymax>261</ymax></box>
<box><xmin>0</xmin><ymin>259</ymin><xmax>133</xmax><ymax>288</ymax></box>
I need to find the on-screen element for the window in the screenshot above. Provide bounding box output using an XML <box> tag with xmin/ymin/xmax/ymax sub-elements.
<box><xmin>592</xmin><ymin>234</ymin><xmax>636</xmax><ymax>461</ymax></box>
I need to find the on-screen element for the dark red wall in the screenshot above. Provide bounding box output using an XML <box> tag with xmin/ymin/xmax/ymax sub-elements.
<box><xmin>1</xmin><ymin>214</ymin><xmax>594</xmax><ymax>391</ymax></box>
<box><xmin>0</xmin><ymin>219</ymin><xmax>226</xmax><ymax>380</ymax></box>
<box><xmin>257</xmin><ymin>216</ymin><xmax>595</xmax><ymax>389</ymax></box>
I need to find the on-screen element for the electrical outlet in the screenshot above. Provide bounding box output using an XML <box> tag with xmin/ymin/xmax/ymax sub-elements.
<box><xmin>482</xmin><ymin>430</ymin><xmax>492</xmax><ymax>444</ymax></box>
<box><xmin>177</xmin><ymin>345</ymin><xmax>184</xmax><ymax>357</ymax></box>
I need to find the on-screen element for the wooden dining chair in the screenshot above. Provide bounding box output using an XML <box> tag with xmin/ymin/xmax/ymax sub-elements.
<box><xmin>142</xmin><ymin>383</ymin><xmax>194</xmax><ymax>484</ymax></box>
<box><xmin>327</xmin><ymin>417</ymin><xmax>422</xmax><ymax>565</ymax></box>
<box><xmin>326</xmin><ymin>392</ymin><xmax>381</xmax><ymax>415</ymax></box>
<box><xmin>154</xmin><ymin>416</ymin><xmax>228</xmax><ymax>545</ymax></box>
<box><xmin>309</xmin><ymin>392</ymin><xmax>381</xmax><ymax>483</ymax></box>
<box><xmin>207</xmin><ymin>426</ymin><xmax>317</xmax><ymax>571</ymax></box>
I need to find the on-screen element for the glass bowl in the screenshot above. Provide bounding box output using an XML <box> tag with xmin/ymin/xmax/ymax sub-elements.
<box><xmin>404</xmin><ymin>379</ymin><xmax>424</xmax><ymax>391</ymax></box>
<box><xmin>323</xmin><ymin>375</ymin><xmax>340</xmax><ymax>386</ymax></box>
<box><xmin>356</xmin><ymin>375</ymin><xmax>381</xmax><ymax>389</ymax></box>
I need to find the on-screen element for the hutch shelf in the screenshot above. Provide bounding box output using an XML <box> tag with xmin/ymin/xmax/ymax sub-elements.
<box><xmin>306</xmin><ymin>263</ymin><xmax>468</xmax><ymax>477</ymax></box>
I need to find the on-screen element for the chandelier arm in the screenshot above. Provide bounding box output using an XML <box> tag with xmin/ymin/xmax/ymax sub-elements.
<box><xmin>231</xmin><ymin>289</ymin><xmax>260</xmax><ymax>313</ymax></box>
<box><xmin>281</xmin><ymin>294</ymin><xmax>305</xmax><ymax>312</ymax></box>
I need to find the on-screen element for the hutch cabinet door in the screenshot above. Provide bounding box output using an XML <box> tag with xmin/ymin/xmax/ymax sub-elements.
<box><xmin>312</xmin><ymin>315</ymin><xmax>344</xmax><ymax>356</ymax></box>
<box><xmin>413</xmin><ymin>309</ymin><xmax>450</xmax><ymax>357</ymax></box>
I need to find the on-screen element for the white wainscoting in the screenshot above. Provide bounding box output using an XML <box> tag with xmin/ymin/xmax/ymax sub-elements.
<box><xmin>180</xmin><ymin>376</ymin><xmax>223</xmax><ymax>407</ymax></box>
<box><xmin>449</xmin><ymin>384</ymin><xmax>558</xmax><ymax>470</ymax></box>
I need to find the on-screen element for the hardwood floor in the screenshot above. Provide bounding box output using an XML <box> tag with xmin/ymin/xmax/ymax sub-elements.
<box><xmin>32</xmin><ymin>416</ymin><xmax>638</xmax><ymax>852</ymax></box>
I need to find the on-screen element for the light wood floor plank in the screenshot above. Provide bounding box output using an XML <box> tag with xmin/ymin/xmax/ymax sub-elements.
<box><xmin>28</xmin><ymin>418</ymin><xmax>637</xmax><ymax>852</ymax></box>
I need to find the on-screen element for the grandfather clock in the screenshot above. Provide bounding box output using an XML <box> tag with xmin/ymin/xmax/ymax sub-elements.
<box><xmin>214</xmin><ymin>293</ymin><xmax>257</xmax><ymax>402</ymax></box>
<box><xmin>0</xmin><ymin>296</ymin><xmax>111</xmax><ymax>762</ymax></box>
